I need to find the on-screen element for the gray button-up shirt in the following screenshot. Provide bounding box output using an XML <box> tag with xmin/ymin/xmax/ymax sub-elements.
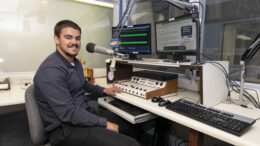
<box><xmin>34</xmin><ymin>50</ymin><xmax>106</xmax><ymax>133</ymax></box>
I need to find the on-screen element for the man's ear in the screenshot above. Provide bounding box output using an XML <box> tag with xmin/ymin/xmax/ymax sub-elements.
<box><xmin>54</xmin><ymin>35</ymin><xmax>60</xmax><ymax>45</ymax></box>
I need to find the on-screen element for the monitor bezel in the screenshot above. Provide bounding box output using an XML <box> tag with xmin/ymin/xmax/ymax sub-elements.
<box><xmin>155</xmin><ymin>15</ymin><xmax>196</xmax><ymax>56</ymax></box>
<box><xmin>112</xmin><ymin>23</ymin><xmax>152</xmax><ymax>56</ymax></box>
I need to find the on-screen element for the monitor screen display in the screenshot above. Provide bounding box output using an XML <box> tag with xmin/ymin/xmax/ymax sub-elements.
<box><xmin>155</xmin><ymin>16</ymin><xmax>196</xmax><ymax>56</ymax></box>
<box><xmin>112</xmin><ymin>24</ymin><xmax>151</xmax><ymax>59</ymax></box>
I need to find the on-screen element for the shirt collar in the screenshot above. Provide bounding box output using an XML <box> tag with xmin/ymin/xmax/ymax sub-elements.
<box><xmin>55</xmin><ymin>50</ymin><xmax>78</xmax><ymax>68</ymax></box>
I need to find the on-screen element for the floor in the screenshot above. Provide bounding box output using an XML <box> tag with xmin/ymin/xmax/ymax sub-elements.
<box><xmin>0</xmin><ymin>110</ymin><xmax>34</xmax><ymax>146</ymax></box>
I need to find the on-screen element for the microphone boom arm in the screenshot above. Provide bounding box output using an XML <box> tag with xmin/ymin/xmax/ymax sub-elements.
<box><xmin>241</xmin><ymin>33</ymin><xmax>260</xmax><ymax>62</ymax></box>
<box><xmin>236</xmin><ymin>33</ymin><xmax>260</xmax><ymax>107</ymax></box>
<box><xmin>166</xmin><ymin>0</ymin><xmax>201</xmax><ymax>64</ymax></box>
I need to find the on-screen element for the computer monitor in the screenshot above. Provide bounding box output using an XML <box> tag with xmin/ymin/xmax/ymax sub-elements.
<box><xmin>155</xmin><ymin>16</ymin><xmax>196</xmax><ymax>61</ymax></box>
<box><xmin>112</xmin><ymin>24</ymin><xmax>151</xmax><ymax>60</ymax></box>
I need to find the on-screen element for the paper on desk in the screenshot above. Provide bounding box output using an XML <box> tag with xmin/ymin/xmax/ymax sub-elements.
<box><xmin>0</xmin><ymin>83</ymin><xmax>8</xmax><ymax>89</ymax></box>
<box><xmin>0</xmin><ymin>78</ymin><xmax>10</xmax><ymax>90</ymax></box>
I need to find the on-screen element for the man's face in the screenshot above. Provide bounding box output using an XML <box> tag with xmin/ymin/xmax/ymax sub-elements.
<box><xmin>54</xmin><ymin>27</ymin><xmax>81</xmax><ymax>57</ymax></box>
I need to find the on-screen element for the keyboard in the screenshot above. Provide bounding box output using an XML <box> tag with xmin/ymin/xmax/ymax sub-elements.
<box><xmin>98</xmin><ymin>96</ymin><xmax>157</xmax><ymax>124</ymax></box>
<box><xmin>166</xmin><ymin>99</ymin><xmax>256</xmax><ymax>136</ymax></box>
<box><xmin>108</xmin><ymin>99</ymin><xmax>147</xmax><ymax>116</ymax></box>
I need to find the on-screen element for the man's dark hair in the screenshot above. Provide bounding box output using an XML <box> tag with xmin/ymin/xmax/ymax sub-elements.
<box><xmin>54</xmin><ymin>20</ymin><xmax>81</xmax><ymax>37</ymax></box>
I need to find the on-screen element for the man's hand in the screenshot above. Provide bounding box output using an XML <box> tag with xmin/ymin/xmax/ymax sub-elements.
<box><xmin>106</xmin><ymin>121</ymin><xmax>119</xmax><ymax>133</ymax></box>
<box><xmin>103</xmin><ymin>87</ymin><xmax>123</xmax><ymax>96</ymax></box>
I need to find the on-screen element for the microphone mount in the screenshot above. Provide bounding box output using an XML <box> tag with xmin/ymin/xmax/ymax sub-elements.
<box><xmin>235</xmin><ymin>33</ymin><xmax>260</xmax><ymax>107</ymax></box>
<box><xmin>166</xmin><ymin>0</ymin><xmax>202</xmax><ymax>64</ymax></box>
<box><xmin>112</xmin><ymin>52</ymin><xmax>127</xmax><ymax>59</ymax></box>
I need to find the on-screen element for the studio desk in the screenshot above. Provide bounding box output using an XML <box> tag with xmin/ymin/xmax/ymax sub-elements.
<box><xmin>96</xmin><ymin>77</ymin><xmax>260</xmax><ymax>146</ymax></box>
<box><xmin>96</xmin><ymin>59</ymin><xmax>260</xmax><ymax>146</ymax></box>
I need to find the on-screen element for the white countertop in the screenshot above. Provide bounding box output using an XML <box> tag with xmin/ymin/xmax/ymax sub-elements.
<box><xmin>0</xmin><ymin>72</ymin><xmax>34</xmax><ymax>106</ymax></box>
<box><xmin>0</xmin><ymin>85</ymin><xmax>29</xmax><ymax>106</ymax></box>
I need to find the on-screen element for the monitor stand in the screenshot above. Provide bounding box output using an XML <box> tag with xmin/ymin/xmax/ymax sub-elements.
<box><xmin>172</xmin><ymin>54</ymin><xmax>190</xmax><ymax>63</ymax></box>
<box><xmin>128</xmin><ymin>54</ymin><xmax>142</xmax><ymax>60</ymax></box>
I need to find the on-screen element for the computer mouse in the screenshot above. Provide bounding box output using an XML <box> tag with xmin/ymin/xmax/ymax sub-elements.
<box><xmin>158</xmin><ymin>100</ymin><xmax>171</xmax><ymax>107</ymax></box>
<box><xmin>151</xmin><ymin>96</ymin><xmax>162</xmax><ymax>103</ymax></box>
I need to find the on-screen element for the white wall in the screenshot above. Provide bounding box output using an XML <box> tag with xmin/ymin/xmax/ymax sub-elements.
<box><xmin>0</xmin><ymin>0</ymin><xmax>113</xmax><ymax>73</ymax></box>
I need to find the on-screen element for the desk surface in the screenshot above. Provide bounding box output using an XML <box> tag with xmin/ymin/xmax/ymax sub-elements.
<box><xmin>95</xmin><ymin>78</ymin><xmax>260</xmax><ymax>146</ymax></box>
<box><xmin>0</xmin><ymin>85</ymin><xmax>28</xmax><ymax>106</ymax></box>
<box><xmin>0</xmin><ymin>77</ymin><xmax>107</xmax><ymax>107</ymax></box>
<box><xmin>0</xmin><ymin>72</ymin><xmax>34</xmax><ymax>106</ymax></box>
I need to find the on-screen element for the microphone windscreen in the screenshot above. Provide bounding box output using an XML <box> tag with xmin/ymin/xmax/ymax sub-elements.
<box><xmin>86</xmin><ymin>43</ymin><xmax>96</xmax><ymax>53</ymax></box>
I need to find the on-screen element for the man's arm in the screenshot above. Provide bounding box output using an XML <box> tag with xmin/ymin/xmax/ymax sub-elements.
<box><xmin>84</xmin><ymin>80</ymin><xmax>123</xmax><ymax>96</ymax></box>
<box><xmin>83</xmin><ymin>80</ymin><xmax>105</xmax><ymax>95</ymax></box>
<box><xmin>103</xmin><ymin>87</ymin><xmax>123</xmax><ymax>96</ymax></box>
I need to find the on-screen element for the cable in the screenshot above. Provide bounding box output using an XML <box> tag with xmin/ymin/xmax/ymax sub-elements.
<box><xmin>244</xmin><ymin>88</ymin><xmax>260</xmax><ymax>103</ymax></box>
<box><xmin>202</xmin><ymin>53</ymin><xmax>260</xmax><ymax>108</ymax></box>
<box><xmin>201</xmin><ymin>53</ymin><xmax>213</xmax><ymax>60</ymax></box>
<box><xmin>113</xmin><ymin>0</ymin><xmax>131</xmax><ymax>38</ymax></box>
<box><xmin>202</xmin><ymin>53</ymin><xmax>259</xmax><ymax>108</ymax></box>
<box><xmin>113</xmin><ymin>0</ymin><xmax>136</xmax><ymax>39</ymax></box>
<box><xmin>227</xmin><ymin>74</ymin><xmax>259</xmax><ymax>108</ymax></box>
<box><xmin>201</xmin><ymin>53</ymin><xmax>260</xmax><ymax>108</ymax></box>
<box><xmin>214</xmin><ymin>61</ymin><xmax>259</xmax><ymax>108</ymax></box>
<box><xmin>228</xmin><ymin>69</ymin><xmax>243</xmax><ymax>75</ymax></box>
<box><xmin>206</xmin><ymin>61</ymin><xmax>231</xmax><ymax>98</ymax></box>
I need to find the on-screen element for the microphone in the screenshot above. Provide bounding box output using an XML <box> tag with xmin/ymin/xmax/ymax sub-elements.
<box><xmin>86</xmin><ymin>43</ymin><xmax>114</xmax><ymax>56</ymax></box>
<box><xmin>86</xmin><ymin>43</ymin><xmax>125</xmax><ymax>58</ymax></box>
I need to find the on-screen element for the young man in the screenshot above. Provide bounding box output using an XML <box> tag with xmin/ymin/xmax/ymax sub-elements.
<box><xmin>33</xmin><ymin>20</ymin><xmax>140</xmax><ymax>146</ymax></box>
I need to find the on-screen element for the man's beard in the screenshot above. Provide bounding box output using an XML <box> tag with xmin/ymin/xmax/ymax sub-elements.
<box><xmin>60</xmin><ymin>44</ymin><xmax>79</xmax><ymax>57</ymax></box>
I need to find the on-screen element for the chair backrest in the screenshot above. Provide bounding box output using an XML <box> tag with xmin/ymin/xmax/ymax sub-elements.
<box><xmin>25</xmin><ymin>85</ymin><xmax>48</xmax><ymax>145</ymax></box>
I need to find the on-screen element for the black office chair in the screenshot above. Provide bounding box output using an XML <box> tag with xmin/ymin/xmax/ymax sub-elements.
<box><xmin>25</xmin><ymin>85</ymin><xmax>51</xmax><ymax>146</ymax></box>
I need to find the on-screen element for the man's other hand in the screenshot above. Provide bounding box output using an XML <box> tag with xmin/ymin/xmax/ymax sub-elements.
<box><xmin>103</xmin><ymin>87</ymin><xmax>123</xmax><ymax>96</ymax></box>
<box><xmin>106</xmin><ymin>121</ymin><xmax>119</xmax><ymax>133</ymax></box>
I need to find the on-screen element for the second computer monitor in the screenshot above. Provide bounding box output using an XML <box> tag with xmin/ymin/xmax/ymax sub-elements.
<box><xmin>112</xmin><ymin>24</ymin><xmax>151</xmax><ymax>60</ymax></box>
<box><xmin>155</xmin><ymin>16</ymin><xmax>196</xmax><ymax>61</ymax></box>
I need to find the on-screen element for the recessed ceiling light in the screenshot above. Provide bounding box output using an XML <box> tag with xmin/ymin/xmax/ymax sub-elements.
<box><xmin>236</xmin><ymin>34</ymin><xmax>252</xmax><ymax>41</ymax></box>
<box><xmin>73</xmin><ymin>0</ymin><xmax>114</xmax><ymax>8</ymax></box>
<box><xmin>41</xmin><ymin>0</ymin><xmax>48</xmax><ymax>5</ymax></box>
<box><xmin>0</xmin><ymin>58</ymin><xmax>4</xmax><ymax>63</ymax></box>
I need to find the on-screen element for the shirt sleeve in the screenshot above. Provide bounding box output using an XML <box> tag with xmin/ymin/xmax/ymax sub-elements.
<box><xmin>83</xmin><ymin>80</ymin><xmax>105</xmax><ymax>96</ymax></box>
<box><xmin>36</xmin><ymin>66</ymin><xmax>107</xmax><ymax>127</ymax></box>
